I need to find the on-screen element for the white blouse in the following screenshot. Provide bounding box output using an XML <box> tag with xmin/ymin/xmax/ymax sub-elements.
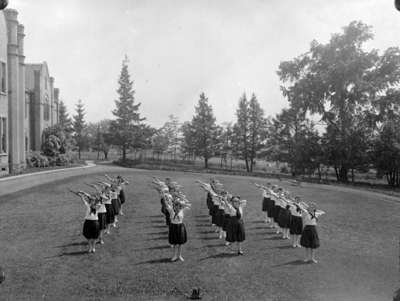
<box><xmin>103</xmin><ymin>193</ymin><xmax>112</xmax><ymax>205</ymax></box>
<box><xmin>109</xmin><ymin>191</ymin><xmax>118</xmax><ymax>200</ymax></box>
<box><xmin>98</xmin><ymin>202</ymin><xmax>107</xmax><ymax>213</ymax></box>
<box><xmin>289</xmin><ymin>206</ymin><xmax>301</xmax><ymax>217</ymax></box>
<box><xmin>168</xmin><ymin>209</ymin><xmax>184</xmax><ymax>224</ymax></box>
<box><xmin>302</xmin><ymin>212</ymin><xmax>317</xmax><ymax>226</ymax></box>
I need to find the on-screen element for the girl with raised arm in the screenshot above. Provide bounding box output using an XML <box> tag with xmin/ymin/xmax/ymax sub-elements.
<box><xmin>79</xmin><ymin>193</ymin><xmax>100</xmax><ymax>253</ymax></box>
<box><xmin>289</xmin><ymin>197</ymin><xmax>303</xmax><ymax>248</ymax></box>
<box><xmin>299</xmin><ymin>203</ymin><xmax>324</xmax><ymax>263</ymax></box>
<box><xmin>166</xmin><ymin>196</ymin><xmax>189</xmax><ymax>262</ymax></box>
<box><xmin>226</xmin><ymin>196</ymin><xmax>246</xmax><ymax>255</ymax></box>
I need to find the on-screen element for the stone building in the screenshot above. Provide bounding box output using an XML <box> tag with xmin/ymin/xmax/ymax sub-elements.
<box><xmin>5</xmin><ymin>9</ymin><xmax>26</xmax><ymax>173</ymax></box>
<box><xmin>0</xmin><ymin>8</ymin><xmax>60</xmax><ymax>174</ymax></box>
<box><xmin>25</xmin><ymin>63</ymin><xmax>60</xmax><ymax>151</ymax></box>
<box><xmin>0</xmin><ymin>11</ymin><xmax>8</xmax><ymax>175</ymax></box>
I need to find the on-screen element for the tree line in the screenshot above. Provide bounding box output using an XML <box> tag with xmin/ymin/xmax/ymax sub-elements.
<box><xmin>52</xmin><ymin>21</ymin><xmax>400</xmax><ymax>187</ymax></box>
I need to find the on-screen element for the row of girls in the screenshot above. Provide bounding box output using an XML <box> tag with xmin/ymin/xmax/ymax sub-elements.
<box><xmin>198</xmin><ymin>179</ymin><xmax>247</xmax><ymax>255</ymax></box>
<box><xmin>258</xmin><ymin>183</ymin><xmax>324</xmax><ymax>263</ymax></box>
<box><xmin>152</xmin><ymin>177</ymin><xmax>191</xmax><ymax>262</ymax></box>
<box><xmin>71</xmin><ymin>175</ymin><xmax>129</xmax><ymax>253</ymax></box>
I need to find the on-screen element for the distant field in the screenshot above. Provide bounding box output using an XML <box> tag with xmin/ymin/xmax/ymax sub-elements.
<box><xmin>0</xmin><ymin>166</ymin><xmax>397</xmax><ymax>300</ymax></box>
<box><xmin>77</xmin><ymin>150</ymin><xmax>386</xmax><ymax>185</ymax></box>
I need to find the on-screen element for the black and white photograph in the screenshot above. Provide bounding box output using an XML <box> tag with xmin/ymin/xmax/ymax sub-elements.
<box><xmin>0</xmin><ymin>0</ymin><xmax>399</xmax><ymax>300</ymax></box>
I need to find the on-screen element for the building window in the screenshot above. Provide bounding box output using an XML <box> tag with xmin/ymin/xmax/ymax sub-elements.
<box><xmin>0</xmin><ymin>62</ymin><xmax>6</xmax><ymax>93</ymax></box>
<box><xmin>25</xmin><ymin>136</ymin><xmax>28</xmax><ymax>152</ymax></box>
<box><xmin>44</xmin><ymin>103</ymin><xmax>50</xmax><ymax>121</ymax></box>
<box><xmin>44</xmin><ymin>96</ymin><xmax>50</xmax><ymax>121</ymax></box>
<box><xmin>0</xmin><ymin>118</ymin><xmax>6</xmax><ymax>153</ymax></box>
<box><xmin>25</xmin><ymin>93</ymin><xmax>29</xmax><ymax>119</ymax></box>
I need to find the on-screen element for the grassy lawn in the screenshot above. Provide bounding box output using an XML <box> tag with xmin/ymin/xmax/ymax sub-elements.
<box><xmin>0</xmin><ymin>167</ymin><xmax>397</xmax><ymax>300</ymax></box>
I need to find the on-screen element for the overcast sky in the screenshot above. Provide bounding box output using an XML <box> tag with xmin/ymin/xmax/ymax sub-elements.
<box><xmin>10</xmin><ymin>0</ymin><xmax>400</xmax><ymax>127</ymax></box>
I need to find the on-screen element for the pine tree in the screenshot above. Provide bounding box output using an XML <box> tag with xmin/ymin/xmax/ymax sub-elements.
<box><xmin>58</xmin><ymin>100</ymin><xmax>73</xmax><ymax>133</ymax></box>
<box><xmin>190</xmin><ymin>92</ymin><xmax>219</xmax><ymax>168</ymax></box>
<box><xmin>110</xmin><ymin>56</ymin><xmax>145</xmax><ymax>161</ymax></box>
<box><xmin>248</xmin><ymin>94</ymin><xmax>266</xmax><ymax>172</ymax></box>
<box><xmin>72</xmin><ymin>99</ymin><xmax>86</xmax><ymax>159</ymax></box>
<box><xmin>232</xmin><ymin>93</ymin><xmax>266</xmax><ymax>172</ymax></box>
<box><xmin>233</xmin><ymin>93</ymin><xmax>251</xmax><ymax>171</ymax></box>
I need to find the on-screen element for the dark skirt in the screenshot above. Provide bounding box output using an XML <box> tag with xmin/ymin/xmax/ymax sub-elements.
<box><xmin>105</xmin><ymin>203</ymin><xmax>115</xmax><ymax>224</ymax></box>
<box><xmin>267</xmin><ymin>200</ymin><xmax>275</xmax><ymax>218</ymax></box>
<box><xmin>272</xmin><ymin>205</ymin><xmax>281</xmax><ymax>222</ymax></box>
<box><xmin>98</xmin><ymin>212</ymin><xmax>107</xmax><ymax>230</ymax></box>
<box><xmin>165</xmin><ymin>210</ymin><xmax>171</xmax><ymax>226</ymax></box>
<box><xmin>262</xmin><ymin>197</ymin><xmax>269</xmax><ymax>212</ymax></box>
<box><xmin>119</xmin><ymin>189</ymin><xmax>126</xmax><ymax>204</ymax></box>
<box><xmin>206</xmin><ymin>193</ymin><xmax>212</xmax><ymax>210</ymax></box>
<box><xmin>211</xmin><ymin>204</ymin><xmax>219</xmax><ymax>225</ymax></box>
<box><xmin>215</xmin><ymin>208</ymin><xmax>225</xmax><ymax>227</ymax></box>
<box><xmin>83</xmin><ymin>219</ymin><xmax>100</xmax><ymax>240</ymax></box>
<box><xmin>222</xmin><ymin>214</ymin><xmax>230</xmax><ymax>231</ymax></box>
<box><xmin>168</xmin><ymin>223</ymin><xmax>187</xmax><ymax>245</ymax></box>
<box><xmin>290</xmin><ymin>215</ymin><xmax>303</xmax><ymax>235</ymax></box>
<box><xmin>226</xmin><ymin>216</ymin><xmax>245</xmax><ymax>243</ymax></box>
<box><xmin>278</xmin><ymin>208</ymin><xmax>291</xmax><ymax>228</ymax></box>
<box><xmin>112</xmin><ymin>198</ymin><xmax>120</xmax><ymax>216</ymax></box>
<box><xmin>300</xmin><ymin>225</ymin><xmax>320</xmax><ymax>249</ymax></box>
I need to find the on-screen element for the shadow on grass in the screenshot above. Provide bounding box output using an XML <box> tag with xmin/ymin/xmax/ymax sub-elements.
<box><xmin>146</xmin><ymin>231</ymin><xmax>169</xmax><ymax>236</ymax></box>
<box><xmin>201</xmin><ymin>243</ymin><xmax>224</xmax><ymax>248</ymax></box>
<box><xmin>59</xmin><ymin>250</ymin><xmax>88</xmax><ymax>256</ymax></box>
<box><xmin>273</xmin><ymin>245</ymin><xmax>295</xmax><ymax>250</ymax></box>
<box><xmin>56</xmin><ymin>241</ymin><xmax>87</xmax><ymax>248</ymax></box>
<box><xmin>265</xmin><ymin>236</ymin><xmax>284</xmax><ymax>240</ymax></box>
<box><xmin>200</xmin><ymin>236</ymin><xmax>218</xmax><ymax>240</ymax></box>
<box><xmin>250</xmin><ymin>220</ymin><xmax>265</xmax><ymax>224</ymax></box>
<box><xmin>272</xmin><ymin>260</ymin><xmax>310</xmax><ymax>267</ymax></box>
<box><xmin>249</xmin><ymin>226</ymin><xmax>270</xmax><ymax>230</ymax></box>
<box><xmin>197</xmin><ymin>230</ymin><xmax>215</xmax><ymax>234</ymax></box>
<box><xmin>200</xmin><ymin>253</ymin><xmax>238</xmax><ymax>261</ymax></box>
<box><xmin>152</xmin><ymin>225</ymin><xmax>168</xmax><ymax>229</ymax></box>
<box><xmin>145</xmin><ymin>237</ymin><xmax>167</xmax><ymax>241</ymax></box>
<box><xmin>136</xmin><ymin>258</ymin><xmax>172</xmax><ymax>265</ymax></box>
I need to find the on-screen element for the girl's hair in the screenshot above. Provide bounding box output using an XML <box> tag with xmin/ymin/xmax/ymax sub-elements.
<box><xmin>310</xmin><ymin>209</ymin><xmax>318</xmax><ymax>221</ymax></box>
<box><xmin>89</xmin><ymin>205</ymin><xmax>96</xmax><ymax>215</ymax></box>
<box><xmin>286</xmin><ymin>205</ymin><xmax>290</xmax><ymax>210</ymax></box>
<box><xmin>230</xmin><ymin>195</ymin><xmax>240</xmax><ymax>202</ymax></box>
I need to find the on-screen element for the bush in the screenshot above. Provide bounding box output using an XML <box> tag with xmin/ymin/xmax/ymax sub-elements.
<box><xmin>26</xmin><ymin>152</ymin><xmax>49</xmax><ymax>168</ymax></box>
<box><xmin>280</xmin><ymin>166</ymin><xmax>289</xmax><ymax>174</ymax></box>
<box><xmin>56</xmin><ymin>153</ymin><xmax>71</xmax><ymax>166</ymax></box>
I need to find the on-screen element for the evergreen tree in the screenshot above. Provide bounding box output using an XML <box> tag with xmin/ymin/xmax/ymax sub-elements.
<box><xmin>248</xmin><ymin>94</ymin><xmax>266</xmax><ymax>172</ymax></box>
<box><xmin>58</xmin><ymin>100</ymin><xmax>73</xmax><ymax>133</ymax></box>
<box><xmin>72</xmin><ymin>99</ymin><xmax>86</xmax><ymax>159</ymax></box>
<box><xmin>190</xmin><ymin>92</ymin><xmax>219</xmax><ymax>168</ymax></box>
<box><xmin>233</xmin><ymin>93</ymin><xmax>251</xmax><ymax>171</ymax></box>
<box><xmin>163</xmin><ymin>115</ymin><xmax>180</xmax><ymax>160</ymax></box>
<box><xmin>110</xmin><ymin>56</ymin><xmax>145</xmax><ymax>161</ymax></box>
<box><xmin>180</xmin><ymin>121</ymin><xmax>196</xmax><ymax>160</ymax></box>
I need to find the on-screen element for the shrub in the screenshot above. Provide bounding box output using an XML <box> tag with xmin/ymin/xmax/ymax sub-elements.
<box><xmin>26</xmin><ymin>152</ymin><xmax>49</xmax><ymax>168</ymax></box>
<box><xmin>56</xmin><ymin>153</ymin><xmax>70</xmax><ymax>166</ymax></box>
<box><xmin>280</xmin><ymin>166</ymin><xmax>289</xmax><ymax>174</ymax></box>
